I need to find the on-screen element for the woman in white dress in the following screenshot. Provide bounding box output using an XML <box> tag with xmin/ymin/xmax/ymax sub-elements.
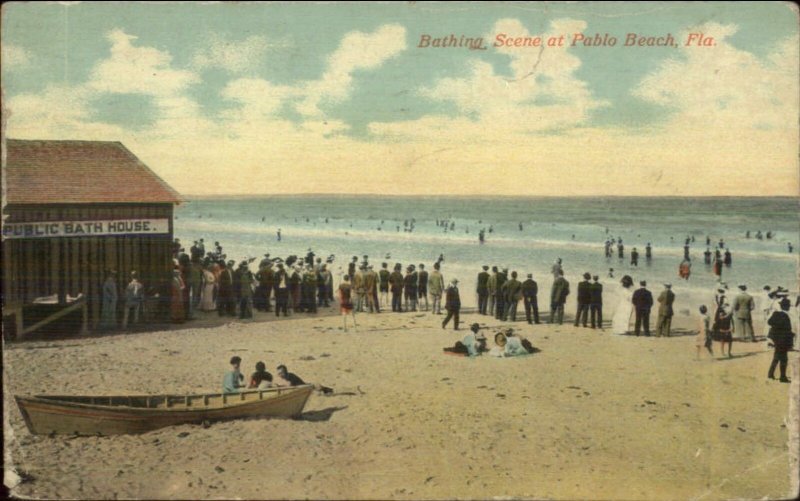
<box><xmin>612</xmin><ymin>275</ymin><xmax>634</xmax><ymax>335</ymax></box>
<box><xmin>199</xmin><ymin>265</ymin><xmax>217</xmax><ymax>311</ymax></box>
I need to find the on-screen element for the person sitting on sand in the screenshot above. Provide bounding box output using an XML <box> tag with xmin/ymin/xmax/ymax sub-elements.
<box><xmin>488</xmin><ymin>331</ymin><xmax>538</xmax><ymax>357</ymax></box>
<box><xmin>248</xmin><ymin>361</ymin><xmax>273</xmax><ymax>389</ymax></box>
<box><xmin>274</xmin><ymin>364</ymin><xmax>333</xmax><ymax>394</ymax></box>
<box><xmin>443</xmin><ymin>323</ymin><xmax>488</xmax><ymax>356</ymax></box>
<box><xmin>223</xmin><ymin>356</ymin><xmax>245</xmax><ymax>393</ymax></box>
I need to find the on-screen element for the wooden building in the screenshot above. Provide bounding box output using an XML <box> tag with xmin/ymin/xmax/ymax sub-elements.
<box><xmin>2</xmin><ymin>139</ymin><xmax>182</xmax><ymax>338</ymax></box>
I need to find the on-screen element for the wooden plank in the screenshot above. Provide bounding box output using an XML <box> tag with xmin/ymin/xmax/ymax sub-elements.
<box><xmin>21</xmin><ymin>298</ymin><xmax>86</xmax><ymax>336</ymax></box>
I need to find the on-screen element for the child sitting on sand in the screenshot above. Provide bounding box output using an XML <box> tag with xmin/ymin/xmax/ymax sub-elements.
<box><xmin>223</xmin><ymin>356</ymin><xmax>245</xmax><ymax>393</ymax></box>
<box><xmin>248</xmin><ymin>361</ymin><xmax>273</xmax><ymax>389</ymax></box>
<box><xmin>443</xmin><ymin>323</ymin><xmax>488</xmax><ymax>356</ymax></box>
<box><xmin>489</xmin><ymin>330</ymin><xmax>538</xmax><ymax>357</ymax></box>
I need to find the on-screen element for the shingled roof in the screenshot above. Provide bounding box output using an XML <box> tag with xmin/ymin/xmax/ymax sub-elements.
<box><xmin>4</xmin><ymin>139</ymin><xmax>182</xmax><ymax>205</ymax></box>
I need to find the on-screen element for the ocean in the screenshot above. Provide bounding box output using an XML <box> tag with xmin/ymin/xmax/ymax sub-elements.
<box><xmin>174</xmin><ymin>196</ymin><xmax>798</xmax><ymax>313</ymax></box>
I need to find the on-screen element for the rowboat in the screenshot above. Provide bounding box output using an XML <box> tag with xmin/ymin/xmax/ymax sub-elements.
<box><xmin>15</xmin><ymin>385</ymin><xmax>314</xmax><ymax>436</ymax></box>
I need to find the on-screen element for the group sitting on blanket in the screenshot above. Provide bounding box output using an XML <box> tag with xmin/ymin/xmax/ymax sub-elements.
<box><xmin>443</xmin><ymin>324</ymin><xmax>539</xmax><ymax>357</ymax></box>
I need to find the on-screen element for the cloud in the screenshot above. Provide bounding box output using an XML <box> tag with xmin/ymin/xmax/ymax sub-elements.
<box><xmin>88</xmin><ymin>29</ymin><xmax>199</xmax><ymax>97</ymax></box>
<box><xmin>297</xmin><ymin>23</ymin><xmax>407</xmax><ymax>116</ymax></box>
<box><xmin>191</xmin><ymin>34</ymin><xmax>288</xmax><ymax>74</ymax></box>
<box><xmin>634</xmin><ymin>22</ymin><xmax>798</xmax><ymax>132</ymax></box>
<box><xmin>2</xmin><ymin>44</ymin><xmax>32</xmax><ymax>68</ymax></box>
<box><xmin>371</xmin><ymin>18</ymin><xmax>609</xmax><ymax>140</ymax></box>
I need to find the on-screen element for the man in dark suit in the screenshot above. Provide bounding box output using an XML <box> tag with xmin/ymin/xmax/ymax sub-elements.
<box><xmin>632</xmin><ymin>281</ymin><xmax>654</xmax><ymax>336</ymax></box>
<box><xmin>389</xmin><ymin>264</ymin><xmax>404</xmax><ymax>312</ymax></box>
<box><xmin>217</xmin><ymin>260</ymin><xmax>234</xmax><ymax>317</ymax></box>
<box><xmin>550</xmin><ymin>270</ymin><xmax>570</xmax><ymax>324</ymax></box>
<box><xmin>476</xmin><ymin>265</ymin><xmax>490</xmax><ymax>315</ymax></box>
<box><xmin>522</xmin><ymin>273</ymin><xmax>540</xmax><ymax>324</ymax></box>
<box><xmin>494</xmin><ymin>268</ymin><xmax>507</xmax><ymax>320</ymax></box>
<box><xmin>378</xmin><ymin>262</ymin><xmax>391</xmax><ymax>308</ymax></box>
<box><xmin>589</xmin><ymin>275</ymin><xmax>603</xmax><ymax>329</ymax></box>
<box><xmin>655</xmin><ymin>283</ymin><xmax>675</xmax><ymax>337</ymax></box>
<box><xmin>442</xmin><ymin>279</ymin><xmax>461</xmax><ymax>330</ymax></box>
<box><xmin>574</xmin><ymin>272</ymin><xmax>592</xmax><ymax>327</ymax></box>
<box><xmin>502</xmin><ymin>271</ymin><xmax>522</xmax><ymax>321</ymax></box>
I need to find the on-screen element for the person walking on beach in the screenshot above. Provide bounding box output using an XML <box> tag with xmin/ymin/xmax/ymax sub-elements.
<box><xmin>442</xmin><ymin>279</ymin><xmax>461</xmax><ymax>330</ymax></box>
<box><xmin>632</xmin><ymin>281</ymin><xmax>653</xmax><ymax>336</ymax></box>
<box><xmin>550</xmin><ymin>270</ymin><xmax>570</xmax><ymax>325</ymax></box>
<box><xmin>503</xmin><ymin>271</ymin><xmax>522</xmax><ymax>322</ymax></box>
<box><xmin>273</xmin><ymin>264</ymin><xmax>290</xmax><ymax>317</ymax></box>
<box><xmin>733</xmin><ymin>284</ymin><xmax>755</xmax><ymax>342</ymax></box>
<box><xmin>696</xmin><ymin>305</ymin><xmax>714</xmax><ymax>359</ymax></box>
<box><xmin>617</xmin><ymin>240</ymin><xmax>625</xmax><ymax>259</ymax></box>
<box><xmin>630</xmin><ymin>248</ymin><xmax>639</xmax><ymax>267</ymax></box>
<box><xmin>477</xmin><ymin>265</ymin><xmax>490</xmax><ymax>315</ymax></box>
<box><xmin>767</xmin><ymin>298</ymin><xmax>795</xmax><ymax>382</ymax></box>
<box><xmin>338</xmin><ymin>275</ymin><xmax>357</xmax><ymax>332</ymax></box>
<box><xmin>655</xmin><ymin>283</ymin><xmax>675</xmax><ymax>337</ymax></box>
<box><xmin>522</xmin><ymin>274</ymin><xmax>540</xmax><ymax>324</ymax></box>
<box><xmin>417</xmin><ymin>264</ymin><xmax>429</xmax><ymax>312</ymax></box>
<box><xmin>379</xmin><ymin>263</ymin><xmax>390</xmax><ymax>308</ymax></box>
<box><xmin>574</xmin><ymin>272</ymin><xmax>592</xmax><ymax>327</ymax></box>
<box><xmin>389</xmin><ymin>263</ymin><xmax>404</xmax><ymax>312</ymax></box>
<box><xmin>429</xmin><ymin>262</ymin><xmax>445</xmax><ymax>315</ymax></box>
<box><xmin>590</xmin><ymin>275</ymin><xmax>603</xmax><ymax>329</ymax></box>
<box><xmin>487</xmin><ymin>267</ymin><xmax>499</xmax><ymax>316</ymax></box>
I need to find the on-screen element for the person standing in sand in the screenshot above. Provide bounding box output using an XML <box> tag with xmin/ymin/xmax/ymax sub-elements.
<box><xmin>550</xmin><ymin>270</ymin><xmax>570</xmax><ymax>325</ymax></box>
<box><xmin>338</xmin><ymin>275</ymin><xmax>357</xmax><ymax>332</ymax></box>
<box><xmin>733</xmin><ymin>284</ymin><xmax>755</xmax><ymax>342</ymax></box>
<box><xmin>199</xmin><ymin>264</ymin><xmax>217</xmax><ymax>312</ymax></box>
<box><xmin>714</xmin><ymin>303</ymin><xmax>734</xmax><ymax>358</ymax></box>
<box><xmin>695</xmin><ymin>305</ymin><xmax>714</xmax><ymax>360</ymax></box>
<box><xmin>487</xmin><ymin>266</ymin><xmax>499</xmax><ymax>316</ymax></box>
<box><xmin>502</xmin><ymin>271</ymin><xmax>522</xmax><ymax>322</ymax></box>
<box><xmin>389</xmin><ymin>263</ymin><xmax>404</xmax><ymax>312</ymax></box>
<box><xmin>655</xmin><ymin>283</ymin><xmax>675</xmax><ymax>337</ymax></box>
<box><xmin>589</xmin><ymin>275</ymin><xmax>603</xmax><ymax>329</ymax></box>
<box><xmin>442</xmin><ymin>279</ymin><xmax>461</xmax><ymax>330</ymax></box>
<box><xmin>522</xmin><ymin>273</ymin><xmax>540</xmax><ymax>324</ymax></box>
<box><xmin>273</xmin><ymin>264</ymin><xmax>290</xmax><ymax>317</ymax></box>
<box><xmin>767</xmin><ymin>298</ymin><xmax>794</xmax><ymax>382</ymax></box>
<box><xmin>477</xmin><ymin>265</ymin><xmax>490</xmax><ymax>315</ymax></box>
<box><xmin>612</xmin><ymin>275</ymin><xmax>634</xmax><ymax>335</ymax></box>
<box><xmin>574</xmin><ymin>272</ymin><xmax>592</xmax><ymax>328</ymax></box>
<box><xmin>417</xmin><ymin>264</ymin><xmax>429</xmax><ymax>312</ymax></box>
<box><xmin>379</xmin><ymin>262</ymin><xmax>390</xmax><ymax>309</ymax></box>
<box><xmin>100</xmin><ymin>270</ymin><xmax>119</xmax><ymax>330</ymax></box>
<box><xmin>632</xmin><ymin>281</ymin><xmax>653</xmax><ymax>336</ymax></box>
<box><xmin>122</xmin><ymin>271</ymin><xmax>144</xmax><ymax>330</ymax></box>
<box><xmin>429</xmin><ymin>262</ymin><xmax>445</xmax><ymax>315</ymax></box>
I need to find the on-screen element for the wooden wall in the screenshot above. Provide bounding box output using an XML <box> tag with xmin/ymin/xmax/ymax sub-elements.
<box><xmin>2</xmin><ymin>204</ymin><xmax>174</xmax><ymax>328</ymax></box>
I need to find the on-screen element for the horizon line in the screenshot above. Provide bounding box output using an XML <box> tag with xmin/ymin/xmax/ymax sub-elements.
<box><xmin>180</xmin><ymin>193</ymin><xmax>800</xmax><ymax>200</ymax></box>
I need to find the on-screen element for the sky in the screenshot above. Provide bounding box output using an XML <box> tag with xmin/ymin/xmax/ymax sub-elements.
<box><xmin>2</xmin><ymin>1</ymin><xmax>798</xmax><ymax>196</ymax></box>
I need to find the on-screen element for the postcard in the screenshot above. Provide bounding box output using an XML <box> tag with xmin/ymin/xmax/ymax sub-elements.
<box><xmin>2</xmin><ymin>2</ymin><xmax>798</xmax><ymax>500</ymax></box>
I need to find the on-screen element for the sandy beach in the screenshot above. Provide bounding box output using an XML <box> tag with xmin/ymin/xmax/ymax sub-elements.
<box><xmin>3</xmin><ymin>306</ymin><xmax>798</xmax><ymax>500</ymax></box>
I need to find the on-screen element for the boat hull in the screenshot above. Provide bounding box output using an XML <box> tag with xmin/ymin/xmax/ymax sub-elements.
<box><xmin>15</xmin><ymin>386</ymin><xmax>314</xmax><ymax>436</ymax></box>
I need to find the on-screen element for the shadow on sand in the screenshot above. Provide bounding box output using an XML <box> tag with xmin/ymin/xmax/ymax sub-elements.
<box><xmin>299</xmin><ymin>405</ymin><xmax>348</xmax><ymax>422</ymax></box>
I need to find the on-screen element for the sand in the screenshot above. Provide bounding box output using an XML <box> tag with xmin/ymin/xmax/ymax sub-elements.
<box><xmin>3</xmin><ymin>306</ymin><xmax>798</xmax><ymax>500</ymax></box>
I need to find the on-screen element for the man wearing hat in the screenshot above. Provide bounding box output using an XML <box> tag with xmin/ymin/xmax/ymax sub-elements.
<box><xmin>574</xmin><ymin>272</ymin><xmax>592</xmax><ymax>328</ymax></box>
<box><xmin>239</xmin><ymin>261</ymin><xmax>255</xmax><ymax>319</ymax></box>
<box><xmin>589</xmin><ymin>275</ymin><xmax>603</xmax><ymax>329</ymax></box>
<box><xmin>487</xmin><ymin>267</ymin><xmax>499</xmax><ymax>316</ymax></box>
<box><xmin>389</xmin><ymin>264</ymin><xmax>405</xmax><ymax>312</ymax></box>
<box><xmin>656</xmin><ymin>283</ymin><xmax>675</xmax><ymax>337</ymax></box>
<box><xmin>217</xmin><ymin>261</ymin><xmax>235</xmax><ymax>317</ymax></box>
<box><xmin>417</xmin><ymin>264</ymin><xmax>429</xmax><ymax>312</ymax></box>
<box><xmin>404</xmin><ymin>265</ymin><xmax>419</xmax><ymax>312</ymax></box>
<box><xmin>632</xmin><ymin>280</ymin><xmax>653</xmax><ymax>336</ymax></box>
<box><xmin>767</xmin><ymin>298</ymin><xmax>794</xmax><ymax>382</ymax></box>
<box><xmin>273</xmin><ymin>263</ymin><xmax>290</xmax><ymax>317</ymax></box>
<box><xmin>733</xmin><ymin>284</ymin><xmax>756</xmax><ymax>342</ymax></box>
<box><xmin>379</xmin><ymin>263</ymin><xmax>391</xmax><ymax>309</ymax></box>
<box><xmin>442</xmin><ymin>279</ymin><xmax>461</xmax><ymax>330</ymax></box>
<box><xmin>255</xmin><ymin>259</ymin><xmax>274</xmax><ymax>312</ymax></box>
<box><xmin>550</xmin><ymin>269</ymin><xmax>570</xmax><ymax>325</ymax></box>
<box><xmin>522</xmin><ymin>273</ymin><xmax>540</xmax><ymax>324</ymax></box>
<box><xmin>365</xmin><ymin>264</ymin><xmax>379</xmax><ymax>313</ymax></box>
<box><xmin>502</xmin><ymin>271</ymin><xmax>523</xmax><ymax>322</ymax></box>
<box><xmin>494</xmin><ymin>268</ymin><xmax>508</xmax><ymax>320</ymax></box>
<box><xmin>476</xmin><ymin>265</ymin><xmax>490</xmax><ymax>315</ymax></box>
